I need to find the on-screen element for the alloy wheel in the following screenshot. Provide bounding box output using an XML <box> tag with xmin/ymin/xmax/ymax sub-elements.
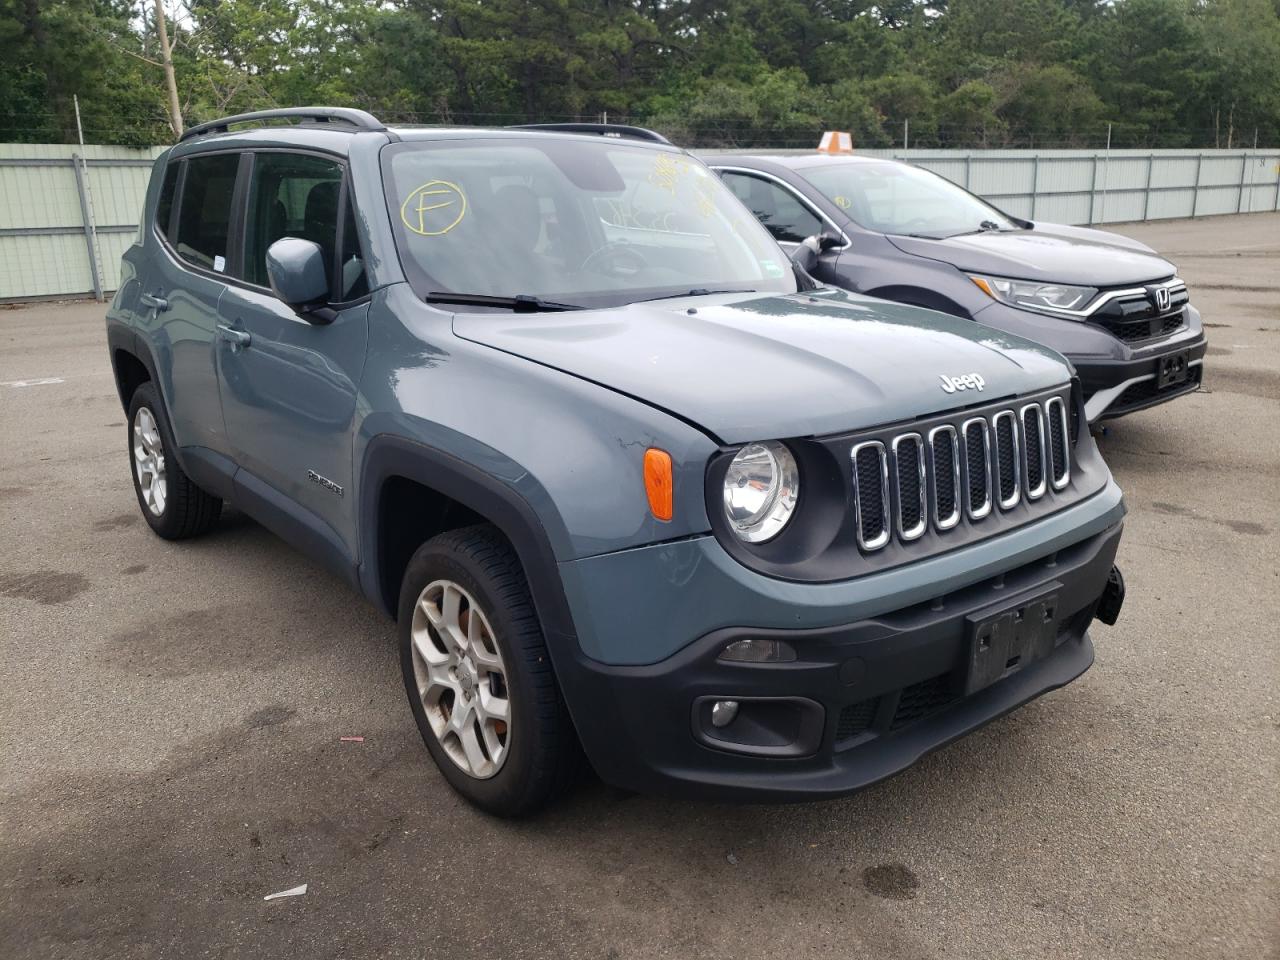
<box><xmin>132</xmin><ymin>406</ymin><xmax>167</xmax><ymax>516</ymax></box>
<box><xmin>409</xmin><ymin>579</ymin><xmax>512</xmax><ymax>779</ymax></box>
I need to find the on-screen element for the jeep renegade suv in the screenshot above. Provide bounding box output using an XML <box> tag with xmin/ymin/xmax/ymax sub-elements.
<box><xmin>106</xmin><ymin>108</ymin><xmax>1126</xmax><ymax>816</ymax></box>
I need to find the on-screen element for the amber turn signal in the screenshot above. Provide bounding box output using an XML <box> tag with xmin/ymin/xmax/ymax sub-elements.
<box><xmin>644</xmin><ymin>448</ymin><xmax>673</xmax><ymax>522</ymax></box>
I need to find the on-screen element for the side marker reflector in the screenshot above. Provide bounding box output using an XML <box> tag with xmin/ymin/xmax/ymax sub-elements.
<box><xmin>644</xmin><ymin>448</ymin><xmax>674</xmax><ymax>522</ymax></box>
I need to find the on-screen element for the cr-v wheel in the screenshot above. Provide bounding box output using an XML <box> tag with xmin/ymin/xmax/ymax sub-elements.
<box><xmin>398</xmin><ymin>524</ymin><xmax>579</xmax><ymax>816</ymax></box>
<box><xmin>127</xmin><ymin>382</ymin><xmax>222</xmax><ymax>540</ymax></box>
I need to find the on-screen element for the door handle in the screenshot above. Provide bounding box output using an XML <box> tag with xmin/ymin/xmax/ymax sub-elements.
<box><xmin>216</xmin><ymin>323</ymin><xmax>252</xmax><ymax>349</ymax></box>
<box><xmin>140</xmin><ymin>293</ymin><xmax>169</xmax><ymax>312</ymax></box>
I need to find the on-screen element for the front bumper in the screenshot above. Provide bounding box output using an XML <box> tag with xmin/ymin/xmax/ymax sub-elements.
<box><xmin>970</xmin><ymin>299</ymin><xmax>1207</xmax><ymax>421</ymax></box>
<box><xmin>553</xmin><ymin>519</ymin><xmax>1123</xmax><ymax>802</ymax></box>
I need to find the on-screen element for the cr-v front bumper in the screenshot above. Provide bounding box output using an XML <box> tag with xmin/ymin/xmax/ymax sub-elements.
<box><xmin>552</xmin><ymin>484</ymin><xmax>1126</xmax><ymax>802</ymax></box>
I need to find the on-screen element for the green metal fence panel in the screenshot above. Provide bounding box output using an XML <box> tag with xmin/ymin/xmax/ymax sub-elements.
<box><xmin>0</xmin><ymin>143</ymin><xmax>162</xmax><ymax>301</ymax></box>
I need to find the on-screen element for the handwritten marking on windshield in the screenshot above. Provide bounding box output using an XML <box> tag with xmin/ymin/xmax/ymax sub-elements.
<box><xmin>400</xmin><ymin>180</ymin><xmax>468</xmax><ymax>236</ymax></box>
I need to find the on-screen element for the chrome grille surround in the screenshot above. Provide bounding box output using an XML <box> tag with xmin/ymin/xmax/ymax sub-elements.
<box><xmin>926</xmin><ymin>424</ymin><xmax>961</xmax><ymax>531</ymax></box>
<box><xmin>1020</xmin><ymin>402</ymin><xmax>1048</xmax><ymax>500</ymax></box>
<box><xmin>850</xmin><ymin>440</ymin><xmax>891</xmax><ymax>551</ymax></box>
<box><xmin>848</xmin><ymin>393</ymin><xmax>1078</xmax><ymax>553</ymax></box>
<box><xmin>1045</xmin><ymin>396</ymin><xmax>1071</xmax><ymax>490</ymax></box>
<box><xmin>991</xmin><ymin>410</ymin><xmax>1021</xmax><ymax>510</ymax></box>
<box><xmin>891</xmin><ymin>433</ymin><xmax>928</xmax><ymax>542</ymax></box>
<box><xmin>961</xmin><ymin>417</ymin><xmax>993</xmax><ymax>522</ymax></box>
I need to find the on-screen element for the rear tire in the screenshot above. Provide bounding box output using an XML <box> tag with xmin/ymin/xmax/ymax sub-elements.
<box><xmin>398</xmin><ymin>524</ymin><xmax>579</xmax><ymax>816</ymax></box>
<box><xmin>127</xmin><ymin>382</ymin><xmax>222</xmax><ymax>540</ymax></box>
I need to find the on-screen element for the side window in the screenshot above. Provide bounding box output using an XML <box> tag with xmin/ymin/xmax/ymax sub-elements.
<box><xmin>720</xmin><ymin>172</ymin><xmax>822</xmax><ymax>244</ymax></box>
<box><xmin>172</xmin><ymin>153</ymin><xmax>240</xmax><ymax>272</ymax></box>
<box><xmin>155</xmin><ymin>162</ymin><xmax>180</xmax><ymax>240</ymax></box>
<box><xmin>243</xmin><ymin>152</ymin><xmax>344</xmax><ymax>290</ymax></box>
<box><xmin>337</xmin><ymin>198</ymin><xmax>369</xmax><ymax>301</ymax></box>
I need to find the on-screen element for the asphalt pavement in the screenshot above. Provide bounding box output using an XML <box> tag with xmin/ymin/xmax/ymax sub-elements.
<box><xmin>1</xmin><ymin>212</ymin><xmax>1276</xmax><ymax>959</ymax></box>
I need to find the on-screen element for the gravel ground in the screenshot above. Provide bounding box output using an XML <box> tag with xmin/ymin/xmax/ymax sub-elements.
<box><xmin>1</xmin><ymin>212</ymin><xmax>1276</xmax><ymax>960</ymax></box>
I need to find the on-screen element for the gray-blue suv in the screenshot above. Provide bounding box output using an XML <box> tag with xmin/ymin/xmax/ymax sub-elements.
<box><xmin>106</xmin><ymin>108</ymin><xmax>1126</xmax><ymax>815</ymax></box>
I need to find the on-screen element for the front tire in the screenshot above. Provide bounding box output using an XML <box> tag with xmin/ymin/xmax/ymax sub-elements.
<box><xmin>398</xmin><ymin>524</ymin><xmax>579</xmax><ymax>816</ymax></box>
<box><xmin>127</xmin><ymin>382</ymin><xmax>222</xmax><ymax>540</ymax></box>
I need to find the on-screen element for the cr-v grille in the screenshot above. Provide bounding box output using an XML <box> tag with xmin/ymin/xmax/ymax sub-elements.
<box><xmin>850</xmin><ymin>393</ymin><xmax>1074</xmax><ymax>552</ymax></box>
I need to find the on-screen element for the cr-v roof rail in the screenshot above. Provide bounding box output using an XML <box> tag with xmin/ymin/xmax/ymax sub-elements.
<box><xmin>508</xmin><ymin>122</ymin><xmax>671</xmax><ymax>145</ymax></box>
<box><xmin>179</xmin><ymin>107</ymin><xmax>386</xmax><ymax>142</ymax></box>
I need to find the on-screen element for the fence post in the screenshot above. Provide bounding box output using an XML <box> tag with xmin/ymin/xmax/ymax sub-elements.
<box><xmin>1030</xmin><ymin>154</ymin><xmax>1039</xmax><ymax>220</ymax></box>
<box><xmin>1088</xmin><ymin>156</ymin><xmax>1098</xmax><ymax>225</ymax></box>
<box><xmin>71</xmin><ymin>153</ymin><xmax>104</xmax><ymax>303</ymax></box>
<box><xmin>1142</xmin><ymin>154</ymin><xmax>1154</xmax><ymax>220</ymax></box>
<box><xmin>1191</xmin><ymin>154</ymin><xmax>1203</xmax><ymax>218</ymax></box>
<box><xmin>964</xmin><ymin>154</ymin><xmax>971</xmax><ymax>190</ymax></box>
<box><xmin>1237</xmin><ymin>153</ymin><xmax>1248</xmax><ymax>214</ymax></box>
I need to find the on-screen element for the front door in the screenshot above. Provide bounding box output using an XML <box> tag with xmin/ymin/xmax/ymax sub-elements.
<box><xmin>144</xmin><ymin>152</ymin><xmax>241</xmax><ymax>456</ymax></box>
<box><xmin>215</xmin><ymin>151</ymin><xmax>370</xmax><ymax>558</ymax></box>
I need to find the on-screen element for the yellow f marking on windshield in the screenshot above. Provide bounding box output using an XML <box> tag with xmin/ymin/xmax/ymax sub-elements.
<box><xmin>400</xmin><ymin>180</ymin><xmax>467</xmax><ymax>236</ymax></box>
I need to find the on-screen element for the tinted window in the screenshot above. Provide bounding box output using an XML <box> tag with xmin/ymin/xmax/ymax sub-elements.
<box><xmin>155</xmin><ymin>162</ymin><xmax>180</xmax><ymax>239</ymax></box>
<box><xmin>173</xmin><ymin>153</ymin><xmax>239</xmax><ymax>272</ymax></box>
<box><xmin>719</xmin><ymin>172</ymin><xmax>822</xmax><ymax>244</ymax></box>
<box><xmin>243</xmin><ymin>152</ymin><xmax>344</xmax><ymax>289</ymax></box>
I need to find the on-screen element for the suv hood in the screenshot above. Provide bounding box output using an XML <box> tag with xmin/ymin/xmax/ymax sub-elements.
<box><xmin>453</xmin><ymin>289</ymin><xmax>1071</xmax><ymax>443</ymax></box>
<box><xmin>887</xmin><ymin>222</ymin><xmax>1175</xmax><ymax>287</ymax></box>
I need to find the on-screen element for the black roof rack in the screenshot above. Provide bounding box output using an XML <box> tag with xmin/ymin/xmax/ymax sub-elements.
<box><xmin>179</xmin><ymin>107</ymin><xmax>386</xmax><ymax>142</ymax></box>
<box><xmin>508</xmin><ymin>123</ymin><xmax>671</xmax><ymax>145</ymax></box>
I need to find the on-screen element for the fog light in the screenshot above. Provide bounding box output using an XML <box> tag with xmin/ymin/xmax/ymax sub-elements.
<box><xmin>710</xmin><ymin>700</ymin><xmax>739</xmax><ymax>728</ymax></box>
<box><xmin>719</xmin><ymin>638</ymin><xmax>796</xmax><ymax>663</ymax></box>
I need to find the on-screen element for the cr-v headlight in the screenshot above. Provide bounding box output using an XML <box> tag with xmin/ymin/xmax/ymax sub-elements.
<box><xmin>722</xmin><ymin>441</ymin><xmax>799</xmax><ymax>543</ymax></box>
<box><xmin>969</xmin><ymin>274</ymin><xmax>1097</xmax><ymax>316</ymax></box>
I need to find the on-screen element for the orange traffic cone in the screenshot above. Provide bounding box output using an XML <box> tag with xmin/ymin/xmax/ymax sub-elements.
<box><xmin>817</xmin><ymin>131</ymin><xmax>854</xmax><ymax>154</ymax></box>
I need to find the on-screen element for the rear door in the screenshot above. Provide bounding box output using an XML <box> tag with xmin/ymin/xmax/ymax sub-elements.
<box><xmin>144</xmin><ymin>152</ymin><xmax>241</xmax><ymax>456</ymax></box>
<box><xmin>214</xmin><ymin>150</ymin><xmax>370</xmax><ymax>560</ymax></box>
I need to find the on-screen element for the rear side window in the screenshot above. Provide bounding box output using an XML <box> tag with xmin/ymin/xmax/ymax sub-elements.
<box><xmin>155</xmin><ymin>163</ymin><xmax>180</xmax><ymax>240</ymax></box>
<box><xmin>173</xmin><ymin>153</ymin><xmax>240</xmax><ymax>272</ymax></box>
<box><xmin>720</xmin><ymin>171</ymin><xmax>822</xmax><ymax>244</ymax></box>
<box><xmin>243</xmin><ymin>152</ymin><xmax>345</xmax><ymax>289</ymax></box>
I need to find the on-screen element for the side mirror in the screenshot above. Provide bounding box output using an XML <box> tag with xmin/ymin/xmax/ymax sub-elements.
<box><xmin>266</xmin><ymin>238</ymin><xmax>330</xmax><ymax>317</ymax></box>
<box><xmin>788</xmin><ymin>235</ymin><xmax>821</xmax><ymax>273</ymax></box>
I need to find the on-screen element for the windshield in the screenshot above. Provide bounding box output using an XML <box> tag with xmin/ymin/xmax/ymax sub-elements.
<box><xmin>381</xmin><ymin>138</ymin><xmax>796</xmax><ymax>308</ymax></box>
<box><xmin>799</xmin><ymin>161</ymin><xmax>1017</xmax><ymax>238</ymax></box>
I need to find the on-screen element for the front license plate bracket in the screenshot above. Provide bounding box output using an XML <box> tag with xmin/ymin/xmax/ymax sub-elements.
<box><xmin>964</xmin><ymin>589</ymin><xmax>1060</xmax><ymax>696</ymax></box>
<box><xmin>1155</xmin><ymin>349</ymin><xmax>1191</xmax><ymax>389</ymax></box>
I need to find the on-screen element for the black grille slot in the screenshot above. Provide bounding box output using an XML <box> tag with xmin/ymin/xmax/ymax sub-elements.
<box><xmin>1046</xmin><ymin>397</ymin><xmax>1068</xmax><ymax>486</ymax></box>
<box><xmin>993</xmin><ymin>413</ymin><xmax>1018</xmax><ymax>506</ymax></box>
<box><xmin>852</xmin><ymin>442</ymin><xmax>888</xmax><ymax>549</ymax></box>
<box><xmin>931</xmin><ymin>428</ymin><xmax>958</xmax><ymax>527</ymax></box>
<box><xmin>835</xmin><ymin>698</ymin><xmax>878</xmax><ymax>742</ymax></box>
<box><xmin>963</xmin><ymin>421</ymin><xmax>989</xmax><ymax>516</ymax></box>
<box><xmin>1023</xmin><ymin>406</ymin><xmax>1044</xmax><ymax>495</ymax></box>
<box><xmin>890</xmin><ymin>674</ymin><xmax>958</xmax><ymax>731</ymax></box>
<box><xmin>894</xmin><ymin>435</ymin><xmax>924</xmax><ymax>538</ymax></box>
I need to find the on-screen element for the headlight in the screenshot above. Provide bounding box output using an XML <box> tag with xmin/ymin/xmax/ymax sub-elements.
<box><xmin>969</xmin><ymin>274</ymin><xmax>1097</xmax><ymax>316</ymax></box>
<box><xmin>722</xmin><ymin>441</ymin><xmax>799</xmax><ymax>543</ymax></box>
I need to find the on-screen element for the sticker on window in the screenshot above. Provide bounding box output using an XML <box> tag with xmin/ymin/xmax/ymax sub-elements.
<box><xmin>833</xmin><ymin>196</ymin><xmax>851</xmax><ymax>210</ymax></box>
<box><xmin>213</xmin><ymin>255</ymin><xmax>226</xmax><ymax>272</ymax></box>
<box><xmin>760</xmin><ymin>259</ymin><xmax>785</xmax><ymax>278</ymax></box>
<box><xmin>400</xmin><ymin>180</ymin><xmax>467</xmax><ymax>236</ymax></box>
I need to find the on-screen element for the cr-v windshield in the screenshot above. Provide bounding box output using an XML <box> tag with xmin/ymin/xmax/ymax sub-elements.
<box><xmin>382</xmin><ymin>137</ymin><xmax>797</xmax><ymax>308</ymax></box>
<box><xmin>800</xmin><ymin>162</ymin><xmax>1017</xmax><ymax>238</ymax></box>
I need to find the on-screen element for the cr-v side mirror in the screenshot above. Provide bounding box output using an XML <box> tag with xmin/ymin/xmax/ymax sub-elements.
<box><xmin>266</xmin><ymin>238</ymin><xmax>330</xmax><ymax>318</ymax></box>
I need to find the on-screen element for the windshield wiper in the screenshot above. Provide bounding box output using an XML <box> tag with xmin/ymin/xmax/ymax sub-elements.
<box><xmin>634</xmin><ymin>287</ymin><xmax>757</xmax><ymax>304</ymax></box>
<box><xmin>425</xmin><ymin>292</ymin><xmax>585</xmax><ymax>312</ymax></box>
<box><xmin>939</xmin><ymin>220</ymin><xmax>1010</xmax><ymax>240</ymax></box>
